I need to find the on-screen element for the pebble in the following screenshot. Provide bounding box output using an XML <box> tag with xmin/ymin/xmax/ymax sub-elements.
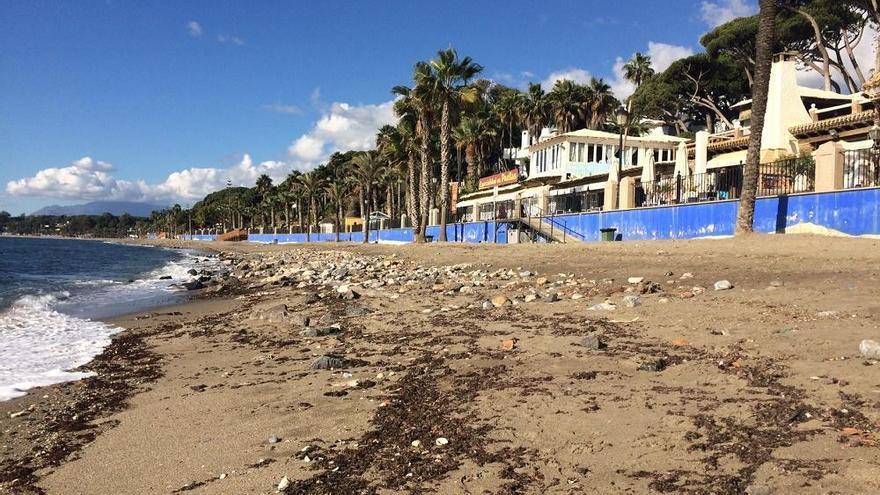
<box><xmin>622</xmin><ymin>295</ymin><xmax>641</xmax><ymax>308</ymax></box>
<box><xmin>579</xmin><ymin>335</ymin><xmax>605</xmax><ymax>350</ymax></box>
<box><xmin>490</xmin><ymin>294</ymin><xmax>510</xmax><ymax>307</ymax></box>
<box><xmin>482</xmin><ymin>301</ymin><xmax>494</xmax><ymax>310</ymax></box>
<box><xmin>714</xmin><ymin>280</ymin><xmax>733</xmax><ymax>291</ymax></box>
<box><xmin>859</xmin><ymin>339</ymin><xmax>880</xmax><ymax>359</ymax></box>
<box><xmin>627</xmin><ymin>277</ymin><xmax>644</xmax><ymax>284</ymax></box>
<box><xmin>524</xmin><ymin>294</ymin><xmax>538</xmax><ymax>303</ymax></box>
<box><xmin>588</xmin><ymin>302</ymin><xmax>616</xmax><ymax>311</ymax></box>
<box><xmin>543</xmin><ymin>292</ymin><xmax>560</xmax><ymax>303</ymax></box>
<box><xmin>435</xmin><ymin>437</ymin><xmax>449</xmax><ymax>446</ymax></box>
<box><xmin>680</xmin><ymin>272</ymin><xmax>694</xmax><ymax>280</ymax></box>
<box><xmin>277</xmin><ymin>476</ymin><xmax>291</xmax><ymax>493</ymax></box>
<box><xmin>411</xmin><ymin>440</ymin><xmax>421</xmax><ymax>448</ymax></box>
<box><xmin>769</xmin><ymin>280</ymin><xmax>784</xmax><ymax>287</ymax></box>
<box><xmin>311</xmin><ymin>355</ymin><xmax>345</xmax><ymax>370</ymax></box>
<box><xmin>268</xmin><ymin>436</ymin><xmax>281</xmax><ymax>444</ymax></box>
<box><xmin>571</xmin><ymin>293</ymin><xmax>584</xmax><ymax>300</ymax></box>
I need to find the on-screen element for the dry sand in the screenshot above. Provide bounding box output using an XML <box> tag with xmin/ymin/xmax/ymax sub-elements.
<box><xmin>3</xmin><ymin>234</ymin><xmax>880</xmax><ymax>494</ymax></box>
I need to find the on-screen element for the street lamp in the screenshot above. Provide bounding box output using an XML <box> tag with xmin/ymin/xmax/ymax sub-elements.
<box><xmin>615</xmin><ymin>106</ymin><xmax>629</xmax><ymax>168</ymax></box>
<box><xmin>869</xmin><ymin>124</ymin><xmax>880</xmax><ymax>149</ymax></box>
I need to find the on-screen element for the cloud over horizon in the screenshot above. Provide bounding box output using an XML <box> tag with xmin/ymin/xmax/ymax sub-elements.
<box><xmin>7</xmin><ymin>98</ymin><xmax>399</xmax><ymax>205</ymax></box>
<box><xmin>700</xmin><ymin>0</ymin><xmax>755</xmax><ymax>28</ymax></box>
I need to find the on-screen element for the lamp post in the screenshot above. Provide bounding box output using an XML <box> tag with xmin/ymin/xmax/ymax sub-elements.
<box><xmin>869</xmin><ymin>125</ymin><xmax>880</xmax><ymax>150</ymax></box>
<box><xmin>615</xmin><ymin>106</ymin><xmax>630</xmax><ymax>171</ymax></box>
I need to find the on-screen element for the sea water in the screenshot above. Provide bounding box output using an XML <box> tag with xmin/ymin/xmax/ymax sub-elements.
<box><xmin>0</xmin><ymin>237</ymin><xmax>216</xmax><ymax>401</ymax></box>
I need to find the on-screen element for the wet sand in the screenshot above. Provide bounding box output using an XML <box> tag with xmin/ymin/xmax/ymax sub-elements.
<box><xmin>3</xmin><ymin>234</ymin><xmax>880</xmax><ymax>494</ymax></box>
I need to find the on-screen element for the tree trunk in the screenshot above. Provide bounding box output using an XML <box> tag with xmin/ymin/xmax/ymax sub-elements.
<box><xmin>736</xmin><ymin>0</ymin><xmax>776</xmax><ymax>235</ymax></box>
<box><xmin>788</xmin><ymin>7</ymin><xmax>832</xmax><ymax>92</ymax></box>
<box><xmin>439</xmin><ymin>99</ymin><xmax>450</xmax><ymax>242</ymax></box>
<box><xmin>362</xmin><ymin>189</ymin><xmax>371</xmax><ymax>244</ymax></box>
<box><xmin>336</xmin><ymin>205</ymin><xmax>341</xmax><ymax>243</ymax></box>
<box><xmin>417</xmin><ymin>114</ymin><xmax>431</xmax><ymax>243</ymax></box>
<box><xmin>284</xmin><ymin>203</ymin><xmax>291</xmax><ymax>234</ymax></box>
<box><xmin>407</xmin><ymin>150</ymin><xmax>420</xmax><ymax>237</ymax></box>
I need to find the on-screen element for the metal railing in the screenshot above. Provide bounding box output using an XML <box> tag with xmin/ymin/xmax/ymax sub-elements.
<box><xmin>842</xmin><ymin>147</ymin><xmax>880</xmax><ymax>189</ymax></box>
<box><xmin>756</xmin><ymin>156</ymin><xmax>815</xmax><ymax>196</ymax></box>
<box><xmin>517</xmin><ymin>203</ymin><xmax>584</xmax><ymax>242</ymax></box>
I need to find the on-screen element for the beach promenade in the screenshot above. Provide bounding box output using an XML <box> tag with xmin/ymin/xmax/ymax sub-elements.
<box><xmin>3</xmin><ymin>235</ymin><xmax>880</xmax><ymax>494</ymax></box>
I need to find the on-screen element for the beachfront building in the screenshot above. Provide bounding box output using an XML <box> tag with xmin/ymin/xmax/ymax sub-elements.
<box><xmin>456</xmin><ymin>53</ymin><xmax>879</xmax><ymax>243</ymax></box>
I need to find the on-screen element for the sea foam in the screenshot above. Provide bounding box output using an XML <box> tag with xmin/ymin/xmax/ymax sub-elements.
<box><xmin>0</xmin><ymin>292</ymin><xmax>120</xmax><ymax>401</ymax></box>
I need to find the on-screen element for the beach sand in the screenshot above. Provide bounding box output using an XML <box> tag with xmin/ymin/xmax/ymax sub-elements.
<box><xmin>3</xmin><ymin>234</ymin><xmax>880</xmax><ymax>494</ymax></box>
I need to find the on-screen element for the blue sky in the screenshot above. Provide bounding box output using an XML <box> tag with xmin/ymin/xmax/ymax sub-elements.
<box><xmin>0</xmin><ymin>0</ymin><xmax>757</xmax><ymax>215</ymax></box>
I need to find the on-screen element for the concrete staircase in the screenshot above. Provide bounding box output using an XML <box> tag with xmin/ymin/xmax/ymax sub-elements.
<box><xmin>515</xmin><ymin>216</ymin><xmax>582</xmax><ymax>243</ymax></box>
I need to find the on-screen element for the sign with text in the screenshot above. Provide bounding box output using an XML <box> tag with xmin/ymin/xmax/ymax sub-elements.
<box><xmin>478</xmin><ymin>169</ymin><xmax>519</xmax><ymax>190</ymax></box>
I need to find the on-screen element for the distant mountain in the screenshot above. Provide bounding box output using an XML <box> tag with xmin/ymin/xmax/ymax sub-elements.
<box><xmin>31</xmin><ymin>201</ymin><xmax>168</xmax><ymax>217</ymax></box>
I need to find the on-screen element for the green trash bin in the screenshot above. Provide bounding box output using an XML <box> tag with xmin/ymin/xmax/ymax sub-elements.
<box><xmin>600</xmin><ymin>227</ymin><xmax>617</xmax><ymax>242</ymax></box>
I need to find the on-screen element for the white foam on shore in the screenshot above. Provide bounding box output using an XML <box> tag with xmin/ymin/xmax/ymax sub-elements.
<box><xmin>0</xmin><ymin>293</ymin><xmax>121</xmax><ymax>401</ymax></box>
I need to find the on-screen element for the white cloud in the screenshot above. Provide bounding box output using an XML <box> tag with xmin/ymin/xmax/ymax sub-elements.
<box><xmin>700</xmin><ymin>0</ymin><xmax>755</xmax><ymax>28</ymax></box>
<box><xmin>647</xmin><ymin>42</ymin><xmax>694</xmax><ymax>73</ymax></box>
<box><xmin>287</xmin><ymin>100</ymin><xmax>397</xmax><ymax>166</ymax></box>
<box><xmin>541</xmin><ymin>68</ymin><xmax>592</xmax><ymax>90</ymax></box>
<box><xmin>187</xmin><ymin>20</ymin><xmax>203</xmax><ymax>37</ymax></box>
<box><xmin>608</xmin><ymin>42</ymin><xmax>695</xmax><ymax>99</ymax></box>
<box><xmin>6</xmin><ymin>155</ymin><xmax>296</xmax><ymax>205</ymax></box>
<box><xmin>261</xmin><ymin>103</ymin><xmax>304</xmax><ymax>115</ymax></box>
<box><xmin>217</xmin><ymin>34</ymin><xmax>244</xmax><ymax>46</ymax></box>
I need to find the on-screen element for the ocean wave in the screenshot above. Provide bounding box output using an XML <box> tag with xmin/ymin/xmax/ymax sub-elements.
<box><xmin>0</xmin><ymin>291</ymin><xmax>120</xmax><ymax>401</ymax></box>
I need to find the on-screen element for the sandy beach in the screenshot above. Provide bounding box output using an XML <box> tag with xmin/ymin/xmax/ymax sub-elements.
<box><xmin>3</xmin><ymin>235</ymin><xmax>880</xmax><ymax>494</ymax></box>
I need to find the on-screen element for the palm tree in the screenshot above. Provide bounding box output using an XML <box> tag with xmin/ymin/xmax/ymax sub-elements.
<box><xmin>587</xmin><ymin>78</ymin><xmax>618</xmax><ymax>130</ymax></box>
<box><xmin>736</xmin><ymin>0</ymin><xmax>777</xmax><ymax>235</ymax></box>
<box><xmin>402</xmin><ymin>62</ymin><xmax>437</xmax><ymax>243</ymax></box>
<box><xmin>255</xmin><ymin>174</ymin><xmax>273</xmax><ymax>232</ymax></box>
<box><xmin>493</xmin><ymin>90</ymin><xmax>525</xmax><ymax>158</ymax></box>
<box><xmin>429</xmin><ymin>48</ymin><xmax>483</xmax><ymax>241</ymax></box>
<box><xmin>622</xmin><ymin>52</ymin><xmax>654</xmax><ymax>90</ymax></box>
<box><xmin>453</xmin><ymin>116</ymin><xmax>486</xmax><ymax>190</ymax></box>
<box><xmin>547</xmin><ymin>80</ymin><xmax>588</xmax><ymax>133</ymax></box>
<box><xmin>351</xmin><ymin>151</ymin><xmax>384</xmax><ymax>244</ymax></box>
<box><xmin>389</xmin><ymin>92</ymin><xmax>422</xmax><ymax>235</ymax></box>
<box><xmin>298</xmin><ymin>172</ymin><xmax>325</xmax><ymax>241</ymax></box>
<box><xmin>325</xmin><ymin>180</ymin><xmax>349</xmax><ymax>242</ymax></box>
<box><xmin>522</xmin><ymin>83</ymin><xmax>549</xmax><ymax>146</ymax></box>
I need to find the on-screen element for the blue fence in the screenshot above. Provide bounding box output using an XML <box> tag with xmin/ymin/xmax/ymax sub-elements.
<box><xmin>182</xmin><ymin>220</ymin><xmax>508</xmax><ymax>244</ymax></box>
<box><xmin>179</xmin><ymin>187</ymin><xmax>880</xmax><ymax>244</ymax></box>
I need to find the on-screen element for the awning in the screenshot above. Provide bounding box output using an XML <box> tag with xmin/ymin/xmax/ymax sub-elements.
<box><xmin>707</xmin><ymin>150</ymin><xmax>747</xmax><ymax>169</ymax></box>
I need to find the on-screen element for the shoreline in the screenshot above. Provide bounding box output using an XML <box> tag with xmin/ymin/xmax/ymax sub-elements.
<box><xmin>3</xmin><ymin>235</ymin><xmax>880</xmax><ymax>494</ymax></box>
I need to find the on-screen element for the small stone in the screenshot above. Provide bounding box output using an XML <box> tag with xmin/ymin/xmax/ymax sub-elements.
<box><xmin>277</xmin><ymin>476</ymin><xmax>291</xmax><ymax>493</ymax></box>
<box><xmin>744</xmin><ymin>485</ymin><xmax>771</xmax><ymax>495</ymax></box>
<box><xmin>519</xmin><ymin>271</ymin><xmax>532</xmax><ymax>278</ymax></box>
<box><xmin>680</xmin><ymin>272</ymin><xmax>694</xmax><ymax>280</ymax></box>
<box><xmin>481</xmin><ymin>301</ymin><xmax>494</xmax><ymax>310</ymax></box>
<box><xmin>524</xmin><ymin>294</ymin><xmax>537</xmax><ymax>303</ymax></box>
<box><xmin>859</xmin><ymin>339</ymin><xmax>880</xmax><ymax>359</ymax></box>
<box><xmin>268</xmin><ymin>436</ymin><xmax>281</xmax><ymax>444</ymax></box>
<box><xmin>658</xmin><ymin>298</ymin><xmax>669</xmax><ymax>304</ymax></box>
<box><xmin>817</xmin><ymin>310</ymin><xmax>838</xmax><ymax>318</ymax></box>
<box><xmin>769</xmin><ymin>280</ymin><xmax>784</xmax><ymax>287</ymax></box>
<box><xmin>9</xmin><ymin>410</ymin><xmax>28</xmax><ymax>419</ymax></box>
<box><xmin>535</xmin><ymin>277</ymin><xmax>548</xmax><ymax>285</ymax></box>
<box><xmin>571</xmin><ymin>293</ymin><xmax>584</xmax><ymax>300</ymax></box>
<box><xmin>218</xmin><ymin>473</ymin><xmax>227</xmax><ymax>479</ymax></box>
<box><xmin>579</xmin><ymin>335</ymin><xmax>605</xmax><ymax>350</ymax></box>
<box><xmin>588</xmin><ymin>302</ymin><xmax>616</xmax><ymax>311</ymax></box>
<box><xmin>543</xmin><ymin>292</ymin><xmax>560</xmax><ymax>303</ymax></box>
<box><xmin>311</xmin><ymin>355</ymin><xmax>346</xmax><ymax>370</ymax></box>
<box><xmin>627</xmin><ymin>277</ymin><xmax>644</xmax><ymax>284</ymax></box>
<box><xmin>714</xmin><ymin>280</ymin><xmax>733</xmax><ymax>291</ymax></box>
<box><xmin>490</xmin><ymin>294</ymin><xmax>510</xmax><ymax>307</ymax></box>
<box><xmin>691</xmin><ymin>286</ymin><xmax>706</xmax><ymax>295</ymax></box>
<box><xmin>622</xmin><ymin>295</ymin><xmax>641</xmax><ymax>308</ymax></box>
<box><xmin>500</xmin><ymin>338</ymin><xmax>519</xmax><ymax>351</ymax></box>
<box><xmin>671</xmin><ymin>337</ymin><xmax>690</xmax><ymax>346</ymax></box>
<box><xmin>411</xmin><ymin>440</ymin><xmax>421</xmax><ymax>448</ymax></box>
<box><xmin>435</xmin><ymin>437</ymin><xmax>449</xmax><ymax>446</ymax></box>
<box><xmin>639</xmin><ymin>358</ymin><xmax>667</xmax><ymax>372</ymax></box>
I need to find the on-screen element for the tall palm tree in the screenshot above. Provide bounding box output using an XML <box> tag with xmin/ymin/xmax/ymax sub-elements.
<box><xmin>622</xmin><ymin>52</ymin><xmax>654</xmax><ymax>90</ymax></box>
<box><xmin>255</xmin><ymin>174</ymin><xmax>273</xmax><ymax>232</ymax></box>
<box><xmin>453</xmin><ymin>116</ymin><xmax>486</xmax><ymax>190</ymax></box>
<box><xmin>547</xmin><ymin>80</ymin><xmax>588</xmax><ymax>133</ymax></box>
<box><xmin>587</xmin><ymin>78</ymin><xmax>618</xmax><ymax>130</ymax></box>
<box><xmin>298</xmin><ymin>172</ymin><xmax>325</xmax><ymax>241</ymax></box>
<box><xmin>522</xmin><ymin>83</ymin><xmax>549</xmax><ymax>146</ymax></box>
<box><xmin>429</xmin><ymin>48</ymin><xmax>483</xmax><ymax>241</ymax></box>
<box><xmin>402</xmin><ymin>62</ymin><xmax>437</xmax><ymax>243</ymax></box>
<box><xmin>493</xmin><ymin>90</ymin><xmax>525</xmax><ymax>158</ymax></box>
<box><xmin>390</xmin><ymin>93</ymin><xmax>422</xmax><ymax>235</ymax></box>
<box><xmin>736</xmin><ymin>0</ymin><xmax>777</xmax><ymax>235</ymax></box>
<box><xmin>351</xmin><ymin>151</ymin><xmax>385</xmax><ymax>244</ymax></box>
<box><xmin>325</xmin><ymin>180</ymin><xmax>349</xmax><ymax>242</ymax></box>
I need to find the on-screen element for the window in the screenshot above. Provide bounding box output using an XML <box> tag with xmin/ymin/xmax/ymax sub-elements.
<box><xmin>596</xmin><ymin>145</ymin><xmax>604</xmax><ymax>162</ymax></box>
<box><xmin>569</xmin><ymin>144</ymin><xmax>577</xmax><ymax>162</ymax></box>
